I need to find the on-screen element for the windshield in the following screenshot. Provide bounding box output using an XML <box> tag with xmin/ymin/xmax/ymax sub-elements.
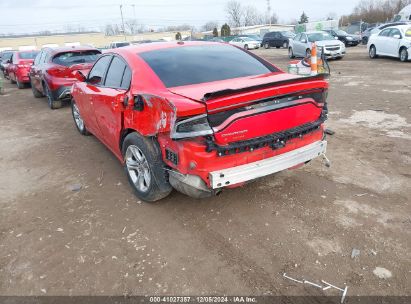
<box><xmin>52</xmin><ymin>50</ymin><xmax>101</xmax><ymax>66</ymax></box>
<box><xmin>307</xmin><ymin>32</ymin><xmax>334</xmax><ymax>42</ymax></box>
<box><xmin>336</xmin><ymin>30</ymin><xmax>349</xmax><ymax>35</ymax></box>
<box><xmin>139</xmin><ymin>44</ymin><xmax>277</xmax><ymax>88</ymax></box>
<box><xmin>19</xmin><ymin>51</ymin><xmax>39</xmax><ymax>59</ymax></box>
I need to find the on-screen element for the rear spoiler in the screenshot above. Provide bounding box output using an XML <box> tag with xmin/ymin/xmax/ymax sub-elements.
<box><xmin>202</xmin><ymin>74</ymin><xmax>327</xmax><ymax>101</ymax></box>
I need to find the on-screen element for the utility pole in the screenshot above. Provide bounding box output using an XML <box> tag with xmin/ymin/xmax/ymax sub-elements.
<box><xmin>266</xmin><ymin>0</ymin><xmax>271</xmax><ymax>28</ymax></box>
<box><xmin>132</xmin><ymin>4</ymin><xmax>136</xmax><ymax>19</ymax></box>
<box><xmin>119</xmin><ymin>4</ymin><xmax>127</xmax><ymax>41</ymax></box>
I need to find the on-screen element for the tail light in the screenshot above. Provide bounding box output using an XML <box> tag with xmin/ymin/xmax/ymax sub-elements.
<box><xmin>304</xmin><ymin>89</ymin><xmax>328</xmax><ymax>104</ymax></box>
<box><xmin>171</xmin><ymin>114</ymin><xmax>213</xmax><ymax>139</ymax></box>
<box><xmin>47</xmin><ymin>67</ymin><xmax>71</xmax><ymax>78</ymax></box>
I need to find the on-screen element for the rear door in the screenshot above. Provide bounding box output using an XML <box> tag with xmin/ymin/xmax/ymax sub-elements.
<box><xmin>92</xmin><ymin>55</ymin><xmax>131</xmax><ymax>156</ymax></box>
<box><xmin>376</xmin><ymin>29</ymin><xmax>392</xmax><ymax>54</ymax></box>
<box><xmin>386</xmin><ymin>28</ymin><xmax>402</xmax><ymax>57</ymax></box>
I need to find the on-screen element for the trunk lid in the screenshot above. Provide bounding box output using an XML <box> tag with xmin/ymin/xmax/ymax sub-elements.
<box><xmin>169</xmin><ymin>73</ymin><xmax>328</xmax><ymax>145</ymax></box>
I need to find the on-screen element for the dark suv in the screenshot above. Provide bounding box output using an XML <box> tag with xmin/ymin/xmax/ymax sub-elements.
<box><xmin>262</xmin><ymin>31</ymin><xmax>295</xmax><ymax>49</ymax></box>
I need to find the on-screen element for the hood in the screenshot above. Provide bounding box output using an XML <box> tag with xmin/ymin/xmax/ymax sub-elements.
<box><xmin>315</xmin><ymin>40</ymin><xmax>344</xmax><ymax>47</ymax></box>
<box><xmin>168</xmin><ymin>72</ymin><xmax>300</xmax><ymax>101</ymax></box>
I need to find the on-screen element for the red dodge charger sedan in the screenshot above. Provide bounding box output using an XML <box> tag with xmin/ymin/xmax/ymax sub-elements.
<box><xmin>6</xmin><ymin>50</ymin><xmax>39</xmax><ymax>89</ymax></box>
<box><xmin>71</xmin><ymin>41</ymin><xmax>329</xmax><ymax>202</ymax></box>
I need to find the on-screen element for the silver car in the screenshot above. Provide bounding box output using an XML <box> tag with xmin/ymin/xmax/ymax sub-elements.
<box><xmin>289</xmin><ymin>31</ymin><xmax>346</xmax><ymax>59</ymax></box>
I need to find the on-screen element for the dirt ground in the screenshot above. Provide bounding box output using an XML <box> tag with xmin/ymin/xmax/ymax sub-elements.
<box><xmin>0</xmin><ymin>45</ymin><xmax>410</xmax><ymax>298</ymax></box>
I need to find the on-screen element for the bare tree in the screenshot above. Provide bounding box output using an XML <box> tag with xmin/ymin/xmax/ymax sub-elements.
<box><xmin>340</xmin><ymin>0</ymin><xmax>411</xmax><ymax>24</ymax></box>
<box><xmin>202</xmin><ymin>21</ymin><xmax>219</xmax><ymax>32</ymax></box>
<box><xmin>243</xmin><ymin>6</ymin><xmax>259</xmax><ymax>26</ymax></box>
<box><xmin>125</xmin><ymin>19</ymin><xmax>146</xmax><ymax>35</ymax></box>
<box><xmin>226</xmin><ymin>0</ymin><xmax>243</xmax><ymax>27</ymax></box>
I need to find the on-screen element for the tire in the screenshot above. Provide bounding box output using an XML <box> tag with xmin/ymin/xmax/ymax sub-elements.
<box><xmin>16</xmin><ymin>78</ymin><xmax>25</xmax><ymax>89</ymax></box>
<box><xmin>244</xmin><ymin>44</ymin><xmax>248</xmax><ymax>50</ymax></box>
<box><xmin>122</xmin><ymin>133</ymin><xmax>172</xmax><ymax>202</ymax></box>
<box><xmin>369</xmin><ymin>45</ymin><xmax>377</xmax><ymax>59</ymax></box>
<box><xmin>362</xmin><ymin>37</ymin><xmax>368</xmax><ymax>45</ymax></box>
<box><xmin>288</xmin><ymin>47</ymin><xmax>295</xmax><ymax>59</ymax></box>
<box><xmin>283</xmin><ymin>41</ymin><xmax>289</xmax><ymax>48</ymax></box>
<box><xmin>71</xmin><ymin>100</ymin><xmax>90</xmax><ymax>136</ymax></box>
<box><xmin>44</xmin><ymin>83</ymin><xmax>62</xmax><ymax>109</ymax></box>
<box><xmin>30</xmin><ymin>78</ymin><xmax>44</xmax><ymax>98</ymax></box>
<box><xmin>264</xmin><ymin>43</ymin><xmax>270</xmax><ymax>49</ymax></box>
<box><xmin>275</xmin><ymin>46</ymin><xmax>280</xmax><ymax>49</ymax></box>
<box><xmin>306</xmin><ymin>49</ymin><xmax>311</xmax><ymax>58</ymax></box>
<box><xmin>399</xmin><ymin>47</ymin><xmax>408</xmax><ymax>62</ymax></box>
<box><xmin>10</xmin><ymin>75</ymin><xmax>16</xmax><ymax>84</ymax></box>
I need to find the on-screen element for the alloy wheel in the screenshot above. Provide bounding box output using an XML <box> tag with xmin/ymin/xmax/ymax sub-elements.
<box><xmin>400</xmin><ymin>49</ymin><xmax>408</xmax><ymax>62</ymax></box>
<box><xmin>72</xmin><ymin>103</ymin><xmax>84</xmax><ymax>131</ymax></box>
<box><xmin>125</xmin><ymin>145</ymin><xmax>151</xmax><ymax>193</ymax></box>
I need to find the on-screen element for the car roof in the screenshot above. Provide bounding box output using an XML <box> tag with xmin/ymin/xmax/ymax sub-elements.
<box><xmin>107</xmin><ymin>41</ymin><xmax>227</xmax><ymax>56</ymax></box>
<box><xmin>42</xmin><ymin>46</ymin><xmax>100</xmax><ymax>55</ymax></box>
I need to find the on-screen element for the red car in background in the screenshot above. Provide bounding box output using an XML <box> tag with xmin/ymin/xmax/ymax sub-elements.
<box><xmin>71</xmin><ymin>42</ymin><xmax>329</xmax><ymax>202</ymax></box>
<box><xmin>6</xmin><ymin>50</ymin><xmax>39</xmax><ymax>89</ymax></box>
<box><xmin>29</xmin><ymin>46</ymin><xmax>101</xmax><ymax>109</ymax></box>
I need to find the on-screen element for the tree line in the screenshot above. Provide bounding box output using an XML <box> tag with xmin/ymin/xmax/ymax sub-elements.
<box><xmin>340</xmin><ymin>0</ymin><xmax>411</xmax><ymax>24</ymax></box>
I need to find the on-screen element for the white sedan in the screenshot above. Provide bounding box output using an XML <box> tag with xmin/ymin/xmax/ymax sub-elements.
<box><xmin>229</xmin><ymin>37</ymin><xmax>260</xmax><ymax>50</ymax></box>
<box><xmin>368</xmin><ymin>25</ymin><xmax>411</xmax><ymax>62</ymax></box>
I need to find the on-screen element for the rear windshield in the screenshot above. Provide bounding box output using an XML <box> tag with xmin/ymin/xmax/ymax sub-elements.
<box><xmin>114</xmin><ymin>42</ymin><xmax>130</xmax><ymax>48</ymax></box>
<box><xmin>19</xmin><ymin>51</ymin><xmax>39</xmax><ymax>59</ymax></box>
<box><xmin>139</xmin><ymin>44</ymin><xmax>277</xmax><ymax>88</ymax></box>
<box><xmin>52</xmin><ymin>50</ymin><xmax>101</xmax><ymax>66</ymax></box>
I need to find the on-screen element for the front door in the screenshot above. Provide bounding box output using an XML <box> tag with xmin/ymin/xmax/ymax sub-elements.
<box><xmin>92</xmin><ymin>56</ymin><xmax>132</xmax><ymax>158</ymax></box>
<box><xmin>386</xmin><ymin>28</ymin><xmax>402</xmax><ymax>57</ymax></box>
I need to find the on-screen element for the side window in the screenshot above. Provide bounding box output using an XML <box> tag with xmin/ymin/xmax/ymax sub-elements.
<box><xmin>121</xmin><ymin>66</ymin><xmax>132</xmax><ymax>89</ymax></box>
<box><xmin>274</xmin><ymin>33</ymin><xmax>281</xmax><ymax>38</ymax></box>
<box><xmin>104</xmin><ymin>56</ymin><xmax>127</xmax><ymax>88</ymax></box>
<box><xmin>88</xmin><ymin>55</ymin><xmax>112</xmax><ymax>85</ymax></box>
<box><xmin>389</xmin><ymin>29</ymin><xmax>401</xmax><ymax>37</ymax></box>
<box><xmin>300</xmin><ymin>34</ymin><xmax>307</xmax><ymax>42</ymax></box>
<box><xmin>13</xmin><ymin>54</ymin><xmax>18</xmax><ymax>64</ymax></box>
<box><xmin>379</xmin><ymin>29</ymin><xmax>391</xmax><ymax>37</ymax></box>
<box><xmin>9</xmin><ymin>54</ymin><xmax>14</xmax><ymax>63</ymax></box>
<box><xmin>294</xmin><ymin>34</ymin><xmax>301</xmax><ymax>41</ymax></box>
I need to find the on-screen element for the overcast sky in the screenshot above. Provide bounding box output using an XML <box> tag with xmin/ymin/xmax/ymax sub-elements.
<box><xmin>0</xmin><ymin>0</ymin><xmax>359</xmax><ymax>34</ymax></box>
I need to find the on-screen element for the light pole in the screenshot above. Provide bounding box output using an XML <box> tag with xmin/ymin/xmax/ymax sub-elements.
<box><xmin>119</xmin><ymin>4</ymin><xmax>127</xmax><ymax>40</ymax></box>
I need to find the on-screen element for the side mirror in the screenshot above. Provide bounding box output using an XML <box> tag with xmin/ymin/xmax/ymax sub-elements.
<box><xmin>88</xmin><ymin>75</ymin><xmax>101</xmax><ymax>85</ymax></box>
<box><xmin>73</xmin><ymin>70</ymin><xmax>86</xmax><ymax>82</ymax></box>
<box><xmin>393</xmin><ymin>34</ymin><xmax>401</xmax><ymax>39</ymax></box>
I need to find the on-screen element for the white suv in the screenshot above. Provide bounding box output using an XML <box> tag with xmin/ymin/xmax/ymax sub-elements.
<box><xmin>368</xmin><ymin>25</ymin><xmax>411</xmax><ymax>62</ymax></box>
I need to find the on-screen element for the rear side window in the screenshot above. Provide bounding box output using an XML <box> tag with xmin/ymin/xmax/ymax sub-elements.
<box><xmin>104</xmin><ymin>56</ymin><xmax>127</xmax><ymax>88</ymax></box>
<box><xmin>139</xmin><ymin>44</ymin><xmax>276</xmax><ymax>88</ymax></box>
<box><xmin>379</xmin><ymin>29</ymin><xmax>391</xmax><ymax>36</ymax></box>
<box><xmin>19</xmin><ymin>51</ymin><xmax>39</xmax><ymax>59</ymax></box>
<box><xmin>405</xmin><ymin>27</ymin><xmax>411</xmax><ymax>37</ymax></box>
<box><xmin>121</xmin><ymin>67</ymin><xmax>132</xmax><ymax>89</ymax></box>
<box><xmin>52</xmin><ymin>50</ymin><xmax>101</xmax><ymax>66</ymax></box>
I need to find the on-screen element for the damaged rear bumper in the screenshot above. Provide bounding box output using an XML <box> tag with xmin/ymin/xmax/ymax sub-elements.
<box><xmin>209</xmin><ymin>140</ymin><xmax>327</xmax><ymax>189</ymax></box>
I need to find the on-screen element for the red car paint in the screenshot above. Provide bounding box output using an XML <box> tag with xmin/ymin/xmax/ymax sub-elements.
<box><xmin>29</xmin><ymin>46</ymin><xmax>101</xmax><ymax>101</ymax></box>
<box><xmin>7</xmin><ymin>51</ymin><xmax>39</xmax><ymax>85</ymax></box>
<box><xmin>71</xmin><ymin>42</ymin><xmax>328</xmax><ymax>199</ymax></box>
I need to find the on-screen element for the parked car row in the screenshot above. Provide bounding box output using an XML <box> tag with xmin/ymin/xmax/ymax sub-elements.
<box><xmin>2</xmin><ymin>41</ymin><xmax>330</xmax><ymax>202</ymax></box>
